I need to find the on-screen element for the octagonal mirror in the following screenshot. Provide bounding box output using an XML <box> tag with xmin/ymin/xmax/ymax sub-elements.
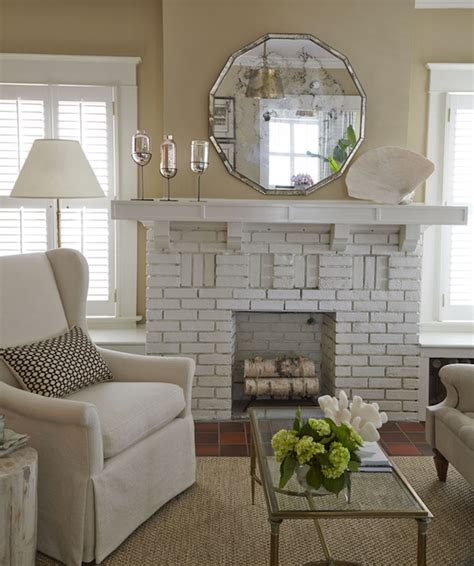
<box><xmin>209</xmin><ymin>33</ymin><xmax>366</xmax><ymax>195</ymax></box>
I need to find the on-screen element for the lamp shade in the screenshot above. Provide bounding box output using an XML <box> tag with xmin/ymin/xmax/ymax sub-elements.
<box><xmin>10</xmin><ymin>139</ymin><xmax>105</xmax><ymax>199</ymax></box>
<box><xmin>245</xmin><ymin>67</ymin><xmax>285</xmax><ymax>99</ymax></box>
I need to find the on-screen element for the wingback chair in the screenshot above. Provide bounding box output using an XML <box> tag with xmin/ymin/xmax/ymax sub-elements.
<box><xmin>426</xmin><ymin>363</ymin><xmax>474</xmax><ymax>487</ymax></box>
<box><xmin>0</xmin><ymin>249</ymin><xmax>196</xmax><ymax>565</ymax></box>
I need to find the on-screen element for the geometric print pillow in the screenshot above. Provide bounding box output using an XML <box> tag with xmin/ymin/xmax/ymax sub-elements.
<box><xmin>0</xmin><ymin>326</ymin><xmax>113</xmax><ymax>397</ymax></box>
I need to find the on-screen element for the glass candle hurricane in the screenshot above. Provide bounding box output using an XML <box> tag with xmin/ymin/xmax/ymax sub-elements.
<box><xmin>191</xmin><ymin>140</ymin><xmax>209</xmax><ymax>201</ymax></box>
<box><xmin>160</xmin><ymin>134</ymin><xmax>178</xmax><ymax>201</ymax></box>
<box><xmin>131</xmin><ymin>130</ymin><xmax>152</xmax><ymax>200</ymax></box>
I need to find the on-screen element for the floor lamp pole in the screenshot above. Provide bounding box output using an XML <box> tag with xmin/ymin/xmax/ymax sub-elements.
<box><xmin>56</xmin><ymin>198</ymin><xmax>61</xmax><ymax>248</ymax></box>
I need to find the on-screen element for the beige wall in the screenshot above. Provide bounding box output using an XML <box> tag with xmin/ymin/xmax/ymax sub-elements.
<box><xmin>407</xmin><ymin>8</ymin><xmax>474</xmax><ymax>201</ymax></box>
<box><xmin>1</xmin><ymin>0</ymin><xmax>473</xmax><ymax>318</ymax></box>
<box><xmin>163</xmin><ymin>0</ymin><xmax>415</xmax><ymax>201</ymax></box>
<box><xmin>0</xmin><ymin>0</ymin><xmax>164</xmax><ymax>319</ymax></box>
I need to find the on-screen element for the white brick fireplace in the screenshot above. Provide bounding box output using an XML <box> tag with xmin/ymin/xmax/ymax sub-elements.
<box><xmin>112</xmin><ymin>199</ymin><xmax>467</xmax><ymax>421</ymax></box>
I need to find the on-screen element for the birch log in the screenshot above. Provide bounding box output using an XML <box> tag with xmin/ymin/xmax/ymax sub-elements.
<box><xmin>244</xmin><ymin>357</ymin><xmax>316</xmax><ymax>378</ymax></box>
<box><xmin>0</xmin><ymin>447</ymin><xmax>37</xmax><ymax>566</ymax></box>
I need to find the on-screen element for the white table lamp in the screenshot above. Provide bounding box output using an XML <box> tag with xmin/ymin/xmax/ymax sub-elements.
<box><xmin>10</xmin><ymin>139</ymin><xmax>105</xmax><ymax>247</ymax></box>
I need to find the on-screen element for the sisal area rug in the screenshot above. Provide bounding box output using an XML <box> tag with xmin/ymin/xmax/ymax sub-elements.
<box><xmin>37</xmin><ymin>457</ymin><xmax>473</xmax><ymax>566</ymax></box>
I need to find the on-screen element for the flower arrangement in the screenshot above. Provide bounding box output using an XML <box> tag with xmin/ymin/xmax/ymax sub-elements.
<box><xmin>271</xmin><ymin>408</ymin><xmax>363</xmax><ymax>494</ymax></box>
<box><xmin>291</xmin><ymin>173</ymin><xmax>314</xmax><ymax>188</ymax></box>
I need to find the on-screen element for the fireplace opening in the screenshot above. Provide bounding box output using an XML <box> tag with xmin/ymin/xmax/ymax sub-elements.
<box><xmin>231</xmin><ymin>311</ymin><xmax>336</xmax><ymax>419</ymax></box>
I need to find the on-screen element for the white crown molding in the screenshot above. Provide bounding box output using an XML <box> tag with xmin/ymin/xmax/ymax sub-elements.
<box><xmin>0</xmin><ymin>54</ymin><xmax>141</xmax><ymax>86</ymax></box>
<box><xmin>426</xmin><ymin>63</ymin><xmax>474</xmax><ymax>92</ymax></box>
<box><xmin>416</xmin><ymin>0</ymin><xmax>474</xmax><ymax>8</ymax></box>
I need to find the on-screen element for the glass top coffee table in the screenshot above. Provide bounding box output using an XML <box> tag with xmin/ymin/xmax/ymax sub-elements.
<box><xmin>249</xmin><ymin>408</ymin><xmax>432</xmax><ymax>566</ymax></box>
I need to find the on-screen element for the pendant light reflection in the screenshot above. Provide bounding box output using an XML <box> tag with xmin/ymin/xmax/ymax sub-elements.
<box><xmin>246</xmin><ymin>42</ymin><xmax>284</xmax><ymax>100</ymax></box>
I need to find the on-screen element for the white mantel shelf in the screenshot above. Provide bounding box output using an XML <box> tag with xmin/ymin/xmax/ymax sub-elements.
<box><xmin>112</xmin><ymin>199</ymin><xmax>468</xmax><ymax>252</ymax></box>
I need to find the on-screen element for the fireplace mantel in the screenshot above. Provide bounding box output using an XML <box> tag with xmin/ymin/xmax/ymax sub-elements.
<box><xmin>112</xmin><ymin>199</ymin><xmax>467</xmax><ymax>252</ymax></box>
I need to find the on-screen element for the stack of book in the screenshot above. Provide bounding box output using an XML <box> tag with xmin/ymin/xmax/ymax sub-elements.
<box><xmin>358</xmin><ymin>442</ymin><xmax>392</xmax><ymax>472</ymax></box>
<box><xmin>0</xmin><ymin>429</ymin><xmax>29</xmax><ymax>458</ymax></box>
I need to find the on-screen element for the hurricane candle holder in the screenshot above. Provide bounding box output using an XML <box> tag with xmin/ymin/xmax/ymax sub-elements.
<box><xmin>131</xmin><ymin>130</ymin><xmax>153</xmax><ymax>200</ymax></box>
<box><xmin>190</xmin><ymin>140</ymin><xmax>209</xmax><ymax>202</ymax></box>
<box><xmin>160</xmin><ymin>134</ymin><xmax>178</xmax><ymax>201</ymax></box>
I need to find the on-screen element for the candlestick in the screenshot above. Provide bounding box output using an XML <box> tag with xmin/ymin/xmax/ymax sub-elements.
<box><xmin>160</xmin><ymin>134</ymin><xmax>178</xmax><ymax>201</ymax></box>
<box><xmin>191</xmin><ymin>140</ymin><xmax>209</xmax><ymax>202</ymax></box>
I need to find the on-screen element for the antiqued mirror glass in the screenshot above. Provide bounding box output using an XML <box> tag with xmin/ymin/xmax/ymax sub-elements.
<box><xmin>209</xmin><ymin>33</ymin><xmax>366</xmax><ymax>195</ymax></box>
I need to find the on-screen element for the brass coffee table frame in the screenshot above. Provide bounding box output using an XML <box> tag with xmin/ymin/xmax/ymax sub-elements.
<box><xmin>249</xmin><ymin>409</ymin><xmax>433</xmax><ymax>566</ymax></box>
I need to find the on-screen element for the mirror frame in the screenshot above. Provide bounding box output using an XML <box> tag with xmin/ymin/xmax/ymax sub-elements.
<box><xmin>209</xmin><ymin>33</ymin><xmax>367</xmax><ymax>196</ymax></box>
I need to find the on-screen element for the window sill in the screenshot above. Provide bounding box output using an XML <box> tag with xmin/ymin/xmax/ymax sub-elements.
<box><xmin>86</xmin><ymin>315</ymin><xmax>142</xmax><ymax>329</ymax></box>
<box><xmin>89</xmin><ymin>326</ymin><xmax>145</xmax><ymax>346</ymax></box>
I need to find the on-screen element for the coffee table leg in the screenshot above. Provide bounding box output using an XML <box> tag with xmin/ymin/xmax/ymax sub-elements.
<box><xmin>250</xmin><ymin>429</ymin><xmax>256</xmax><ymax>504</ymax></box>
<box><xmin>416</xmin><ymin>518</ymin><xmax>430</xmax><ymax>566</ymax></box>
<box><xmin>270</xmin><ymin>519</ymin><xmax>282</xmax><ymax>566</ymax></box>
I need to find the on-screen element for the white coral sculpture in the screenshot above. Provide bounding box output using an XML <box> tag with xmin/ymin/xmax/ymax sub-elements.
<box><xmin>318</xmin><ymin>390</ymin><xmax>388</xmax><ymax>442</ymax></box>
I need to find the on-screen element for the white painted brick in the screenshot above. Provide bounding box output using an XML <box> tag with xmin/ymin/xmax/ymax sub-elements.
<box><xmin>352</xmin><ymin>344</ymin><xmax>385</xmax><ymax>354</ymax></box>
<box><xmin>149</xmin><ymin>275</ymin><xmax>180</xmax><ymax>288</ymax></box>
<box><xmin>180</xmin><ymin>253</ymin><xmax>192</xmax><ymax>286</ymax></box>
<box><xmin>286</xmin><ymin>232</ymin><xmax>321</xmax><ymax>243</ymax></box>
<box><xmin>199</xmin><ymin>376</ymin><xmax>231</xmax><ymax>387</ymax></box>
<box><xmin>370</xmin><ymin>334</ymin><xmax>404</xmax><ymax>344</ymax></box>
<box><xmin>274</xmin><ymin>266</ymin><xmax>294</xmax><ymax>278</ymax></box>
<box><xmin>216</xmin><ymin>321</ymin><xmax>233</xmax><ymax>331</ymax></box>
<box><xmin>389</xmin><ymin>256</ymin><xmax>421</xmax><ymax>267</ymax></box>
<box><xmin>216</xmin><ymin>276</ymin><xmax>248</xmax><ymax>288</ymax></box>
<box><xmin>403</xmin><ymin>378</ymin><xmax>418</xmax><ymax>389</ymax></box>
<box><xmin>337</xmin><ymin>290</ymin><xmax>370</xmax><ymax>300</ymax></box>
<box><xmin>387</xmin><ymin>389</ymin><xmax>418</xmax><ymax>400</ymax></box>
<box><xmin>371</xmin><ymin>312</ymin><xmax>403</xmax><ymax>322</ymax></box>
<box><xmin>199</xmin><ymin>332</ymin><xmax>230</xmax><ymax>343</ymax></box>
<box><xmin>320</xmin><ymin>255</ymin><xmax>352</xmax><ymax>266</ymax></box>
<box><xmin>147</xmin><ymin>343</ymin><xmax>180</xmax><ymax>354</ymax></box>
<box><xmin>320</xmin><ymin>301</ymin><xmax>352</xmax><ymax>311</ymax></box>
<box><xmin>242</xmin><ymin>243</ymin><xmax>269</xmax><ymax>254</ymax></box>
<box><xmin>371</xmin><ymin>245</ymin><xmax>399</xmax><ymax>254</ymax></box>
<box><xmin>370</xmin><ymin>290</ymin><xmax>404</xmax><ymax>301</ymax></box>
<box><xmin>199</xmin><ymin>354</ymin><xmax>232</xmax><ymax>365</ymax></box>
<box><xmin>402</xmin><ymin>401</ymin><xmax>419</xmax><ymax>412</ymax></box>
<box><xmin>319</xmin><ymin>278</ymin><xmax>352</xmax><ymax>290</ymax></box>
<box><xmin>389</xmin><ymin>268</ymin><xmax>420</xmax><ymax>280</ymax></box>
<box><xmin>404</xmin><ymin>356</ymin><xmax>420</xmax><ymax>366</ymax></box>
<box><xmin>387</xmin><ymin>323</ymin><xmax>418</xmax><ymax>333</ymax></box>
<box><xmin>369</xmin><ymin>355</ymin><xmax>402</xmax><ymax>365</ymax></box>
<box><xmin>273</xmin><ymin>277</ymin><xmax>294</xmax><ymax>289</ymax></box>
<box><xmin>353</xmin><ymin>367</ymin><xmax>385</xmax><ymax>377</ymax></box>
<box><xmin>353</xmin><ymin>323</ymin><xmax>386</xmax><ymax>333</ymax></box>
<box><xmin>184</xmin><ymin>321</ymin><xmax>215</xmax><ymax>331</ymax></box>
<box><xmin>404</xmin><ymin>313</ymin><xmax>419</xmax><ymax>323</ymax></box>
<box><xmin>336</xmin><ymin>355</ymin><xmax>368</xmax><ymax>366</ymax></box>
<box><xmin>199</xmin><ymin>311</ymin><xmax>232</xmax><ymax>320</ymax></box>
<box><xmin>387</xmin><ymin>345</ymin><xmax>419</xmax><ymax>355</ymax></box>
<box><xmin>302</xmin><ymin>290</ymin><xmax>335</xmax><ymax>300</ymax></box>
<box><xmin>387</xmin><ymin>302</ymin><xmax>419</xmax><ymax>312</ymax></box>
<box><xmin>335</xmin><ymin>344</ymin><xmax>352</xmax><ymax>355</ymax></box>
<box><xmin>215</xmin><ymin>387</ymin><xmax>232</xmax><ymax>398</ymax></box>
<box><xmin>274</xmin><ymin>253</ymin><xmax>294</xmax><ymax>265</ymax></box>
<box><xmin>252</xmin><ymin>300</ymin><xmax>285</xmax><ymax>310</ymax></box>
<box><xmin>269</xmin><ymin>243</ymin><xmax>302</xmax><ymax>254</ymax></box>
<box><xmin>194</xmin><ymin>364</ymin><xmax>215</xmax><ymax>376</ymax></box>
<box><xmin>148</xmin><ymin>299</ymin><xmax>179</xmax><ymax>309</ymax></box>
<box><xmin>164</xmin><ymin>310</ymin><xmax>198</xmax><ymax>320</ymax></box>
<box><xmin>204</xmin><ymin>253</ymin><xmax>216</xmax><ymax>286</ymax></box>
<box><xmin>284</xmin><ymin>300</ymin><xmax>317</xmax><ymax>311</ymax></box>
<box><xmin>182</xmin><ymin>299</ymin><xmax>215</xmax><ymax>310</ymax></box>
<box><xmin>164</xmin><ymin>332</ymin><xmax>197</xmax><ymax>342</ymax></box>
<box><xmin>337</xmin><ymin>333</ymin><xmax>369</xmax><ymax>344</ymax></box>
<box><xmin>148</xmin><ymin>253</ymin><xmax>180</xmax><ymax>264</ymax></box>
<box><xmin>385</xmin><ymin>412</ymin><xmax>418</xmax><ymax>421</ymax></box>
<box><xmin>378</xmin><ymin>400</ymin><xmax>402</xmax><ymax>411</ymax></box>
<box><xmin>164</xmin><ymin>288</ymin><xmax>197</xmax><ymax>298</ymax></box>
<box><xmin>404</xmin><ymin>334</ymin><xmax>420</xmax><ymax>344</ymax></box>
<box><xmin>153</xmin><ymin>263</ymin><xmax>180</xmax><ymax>276</ymax></box>
<box><xmin>389</xmin><ymin>279</ymin><xmax>420</xmax><ymax>290</ymax></box>
<box><xmin>198</xmin><ymin>398</ymin><xmax>232</xmax><ymax>410</ymax></box>
<box><xmin>146</xmin><ymin>332</ymin><xmax>162</xmax><ymax>343</ymax></box>
<box><xmin>216</xmin><ymin>254</ymin><xmax>249</xmax><ymax>265</ymax></box>
<box><xmin>252</xmin><ymin>231</ymin><xmax>285</xmax><ymax>242</ymax></box>
<box><xmin>333</xmin><ymin>366</ymin><xmax>352</xmax><ymax>376</ymax></box>
<box><xmin>353</xmin><ymin>301</ymin><xmax>386</xmax><ymax>312</ymax></box>
<box><xmin>369</xmin><ymin>377</ymin><xmax>402</xmax><ymax>388</ymax></box>
<box><xmin>193</xmin><ymin>254</ymin><xmax>204</xmax><ymax>286</ymax></box>
<box><xmin>233</xmin><ymin>289</ymin><xmax>266</xmax><ymax>299</ymax></box>
<box><xmin>216</xmin><ymin>343</ymin><xmax>232</xmax><ymax>354</ymax></box>
<box><xmin>386</xmin><ymin>367</ymin><xmax>419</xmax><ymax>378</ymax></box>
<box><xmin>302</xmin><ymin>244</ymin><xmax>329</xmax><ymax>254</ymax></box>
<box><xmin>199</xmin><ymin>288</ymin><xmax>232</xmax><ymax>298</ymax></box>
<box><xmin>216</xmin><ymin>299</ymin><xmax>250</xmax><ymax>310</ymax></box>
<box><xmin>337</xmin><ymin>312</ymin><xmax>369</xmax><ymax>322</ymax></box>
<box><xmin>215</xmin><ymin>365</ymin><xmax>232</xmax><ymax>376</ymax></box>
<box><xmin>216</xmin><ymin>264</ymin><xmax>249</xmax><ymax>276</ymax></box>
<box><xmin>319</xmin><ymin>267</ymin><xmax>352</xmax><ymax>278</ymax></box>
<box><xmin>353</xmin><ymin>389</ymin><xmax>385</xmax><ymax>400</ymax></box>
<box><xmin>182</xmin><ymin>230</ymin><xmax>216</xmax><ymax>242</ymax></box>
<box><xmin>147</xmin><ymin>321</ymin><xmax>179</xmax><ymax>331</ymax></box>
<box><xmin>193</xmin><ymin>387</ymin><xmax>215</xmax><ymax>398</ymax></box>
<box><xmin>404</xmin><ymin>291</ymin><xmax>421</xmax><ymax>301</ymax></box>
<box><xmin>268</xmin><ymin>289</ymin><xmax>301</xmax><ymax>299</ymax></box>
<box><xmin>336</xmin><ymin>377</ymin><xmax>369</xmax><ymax>388</ymax></box>
<box><xmin>147</xmin><ymin>288</ymin><xmax>163</xmax><ymax>299</ymax></box>
<box><xmin>294</xmin><ymin>255</ymin><xmax>306</xmax><ymax>287</ymax></box>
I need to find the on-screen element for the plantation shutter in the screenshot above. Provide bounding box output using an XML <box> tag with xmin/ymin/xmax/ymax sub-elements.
<box><xmin>0</xmin><ymin>85</ymin><xmax>53</xmax><ymax>254</ymax></box>
<box><xmin>0</xmin><ymin>84</ymin><xmax>116</xmax><ymax>316</ymax></box>
<box><xmin>52</xmin><ymin>86</ymin><xmax>115</xmax><ymax>314</ymax></box>
<box><xmin>440</xmin><ymin>93</ymin><xmax>474</xmax><ymax>320</ymax></box>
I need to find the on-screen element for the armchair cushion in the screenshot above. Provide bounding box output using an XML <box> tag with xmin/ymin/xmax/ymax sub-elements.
<box><xmin>0</xmin><ymin>326</ymin><xmax>112</xmax><ymax>397</ymax></box>
<box><xmin>67</xmin><ymin>381</ymin><xmax>186</xmax><ymax>458</ymax></box>
<box><xmin>435</xmin><ymin>407</ymin><xmax>474</xmax><ymax>450</ymax></box>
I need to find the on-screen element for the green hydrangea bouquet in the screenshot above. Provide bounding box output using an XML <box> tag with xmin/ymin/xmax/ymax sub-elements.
<box><xmin>271</xmin><ymin>409</ymin><xmax>364</xmax><ymax>494</ymax></box>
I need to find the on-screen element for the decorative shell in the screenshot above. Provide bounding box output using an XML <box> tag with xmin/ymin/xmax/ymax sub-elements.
<box><xmin>346</xmin><ymin>146</ymin><xmax>435</xmax><ymax>204</ymax></box>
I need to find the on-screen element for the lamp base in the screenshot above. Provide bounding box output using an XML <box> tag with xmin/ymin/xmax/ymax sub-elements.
<box><xmin>160</xmin><ymin>198</ymin><xmax>179</xmax><ymax>202</ymax></box>
<box><xmin>131</xmin><ymin>198</ymin><xmax>154</xmax><ymax>201</ymax></box>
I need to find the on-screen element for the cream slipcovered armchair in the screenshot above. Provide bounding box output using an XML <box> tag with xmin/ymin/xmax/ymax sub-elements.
<box><xmin>0</xmin><ymin>249</ymin><xmax>196</xmax><ymax>565</ymax></box>
<box><xmin>426</xmin><ymin>364</ymin><xmax>474</xmax><ymax>487</ymax></box>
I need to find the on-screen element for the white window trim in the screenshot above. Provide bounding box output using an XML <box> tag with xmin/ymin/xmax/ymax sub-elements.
<box><xmin>416</xmin><ymin>0</ymin><xmax>474</xmax><ymax>8</ymax></box>
<box><xmin>0</xmin><ymin>53</ymin><xmax>141</xmax><ymax>328</ymax></box>
<box><xmin>421</xmin><ymin>63</ymin><xmax>474</xmax><ymax>333</ymax></box>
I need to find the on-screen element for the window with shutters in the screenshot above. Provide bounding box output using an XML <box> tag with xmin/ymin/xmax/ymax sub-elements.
<box><xmin>439</xmin><ymin>93</ymin><xmax>474</xmax><ymax>320</ymax></box>
<box><xmin>422</xmin><ymin>63</ymin><xmax>474</xmax><ymax>327</ymax></box>
<box><xmin>0</xmin><ymin>84</ymin><xmax>115</xmax><ymax>315</ymax></box>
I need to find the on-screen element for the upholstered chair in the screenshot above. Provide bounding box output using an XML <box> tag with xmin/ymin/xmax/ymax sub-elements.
<box><xmin>426</xmin><ymin>363</ymin><xmax>474</xmax><ymax>487</ymax></box>
<box><xmin>0</xmin><ymin>249</ymin><xmax>196</xmax><ymax>565</ymax></box>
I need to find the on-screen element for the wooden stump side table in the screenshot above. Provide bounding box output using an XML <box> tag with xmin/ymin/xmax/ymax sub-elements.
<box><xmin>0</xmin><ymin>447</ymin><xmax>38</xmax><ymax>566</ymax></box>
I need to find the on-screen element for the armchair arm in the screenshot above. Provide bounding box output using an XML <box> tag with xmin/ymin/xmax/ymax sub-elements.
<box><xmin>97</xmin><ymin>348</ymin><xmax>195</xmax><ymax>416</ymax></box>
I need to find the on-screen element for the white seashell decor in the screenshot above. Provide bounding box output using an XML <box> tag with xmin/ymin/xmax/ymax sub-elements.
<box><xmin>318</xmin><ymin>390</ymin><xmax>388</xmax><ymax>442</ymax></box>
<box><xmin>345</xmin><ymin>146</ymin><xmax>435</xmax><ymax>204</ymax></box>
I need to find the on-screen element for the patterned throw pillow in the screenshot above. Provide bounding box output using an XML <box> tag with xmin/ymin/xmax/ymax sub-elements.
<box><xmin>0</xmin><ymin>326</ymin><xmax>113</xmax><ymax>397</ymax></box>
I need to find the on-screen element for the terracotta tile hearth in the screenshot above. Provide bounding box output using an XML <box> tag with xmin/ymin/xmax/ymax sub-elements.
<box><xmin>195</xmin><ymin>421</ymin><xmax>429</xmax><ymax>457</ymax></box>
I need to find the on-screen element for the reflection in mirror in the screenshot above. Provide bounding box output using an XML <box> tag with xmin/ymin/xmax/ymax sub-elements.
<box><xmin>210</xmin><ymin>34</ymin><xmax>366</xmax><ymax>195</ymax></box>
